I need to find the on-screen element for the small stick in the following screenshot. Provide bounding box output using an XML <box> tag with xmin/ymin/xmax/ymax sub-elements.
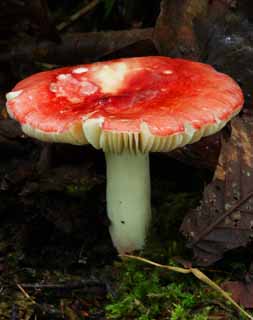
<box><xmin>57</xmin><ymin>0</ymin><xmax>101</xmax><ymax>31</ymax></box>
<box><xmin>20</xmin><ymin>279</ymin><xmax>106</xmax><ymax>290</ymax></box>
<box><xmin>16</xmin><ymin>283</ymin><xmax>64</xmax><ymax>317</ymax></box>
<box><xmin>16</xmin><ymin>283</ymin><xmax>36</xmax><ymax>304</ymax></box>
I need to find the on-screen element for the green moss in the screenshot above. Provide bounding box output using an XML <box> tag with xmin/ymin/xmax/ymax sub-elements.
<box><xmin>0</xmin><ymin>294</ymin><xmax>34</xmax><ymax>320</ymax></box>
<box><xmin>65</xmin><ymin>182</ymin><xmax>94</xmax><ymax>196</ymax></box>
<box><xmin>106</xmin><ymin>260</ymin><xmax>240</xmax><ymax>320</ymax></box>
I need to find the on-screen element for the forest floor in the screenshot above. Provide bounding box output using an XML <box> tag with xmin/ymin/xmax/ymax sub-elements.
<box><xmin>0</xmin><ymin>149</ymin><xmax>251</xmax><ymax>319</ymax></box>
<box><xmin>2</xmin><ymin>0</ymin><xmax>253</xmax><ymax>319</ymax></box>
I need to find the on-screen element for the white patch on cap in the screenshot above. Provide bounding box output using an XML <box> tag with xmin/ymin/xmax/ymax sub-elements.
<box><xmin>50</xmin><ymin>73</ymin><xmax>98</xmax><ymax>103</ymax></box>
<box><xmin>59</xmin><ymin>109</ymin><xmax>68</xmax><ymax>114</ymax></box>
<box><xmin>163</xmin><ymin>70</ymin><xmax>173</xmax><ymax>74</ymax></box>
<box><xmin>57</xmin><ymin>74</ymin><xmax>71</xmax><ymax>81</ymax></box>
<box><xmin>72</xmin><ymin>67</ymin><xmax>88</xmax><ymax>74</ymax></box>
<box><xmin>80</xmin><ymin>81</ymin><xmax>98</xmax><ymax>95</ymax></box>
<box><xmin>50</xmin><ymin>83</ymin><xmax>57</xmax><ymax>93</ymax></box>
<box><xmin>93</xmin><ymin>62</ymin><xmax>128</xmax><ymax>94</ymax></box>
<box><xmin>6</xmin><ymin>90</ymin><xmax>23</xmax><ymax>101</ymax></box>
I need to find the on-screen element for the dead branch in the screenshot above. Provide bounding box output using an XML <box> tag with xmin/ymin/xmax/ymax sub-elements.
<box><xmin>2</xmin><ymin>28</ymin><xmax>154</xmax><ymax>65</ymax></box>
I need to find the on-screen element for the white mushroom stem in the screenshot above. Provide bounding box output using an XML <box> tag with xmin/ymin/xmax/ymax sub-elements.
<box><xmin>105</xmin><ymin>151</ymin><xmax>151</xmax><ymax>253</ymax></box>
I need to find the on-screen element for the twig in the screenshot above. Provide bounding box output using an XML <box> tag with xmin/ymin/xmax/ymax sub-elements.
<box><xmin>20</xmin><ymin>279</ymin><xmax>107</xmax><ymax>293</ymax></box>
<box><xmin>57</xmin><ymin>0</ymin><xmax>101</xmax><ymax>32</ymax></box>
<box><xmin>16</xmin><ymin>283</ymin><xmax>36</xmax><ymax>304</ymax></box>
<box><xmin>121</xmin><ymin>254</ymin><xmax>253</xmax><ymax>320</ymax></box>
<box><xmin>20</xmin><ymin>280</ymin><xmax>103</xmax><ymax>288</ymax></box>
<box><xmin>16</xmin><ymin>283</ymin><xmax>63</xmax><ymax>316</ymax></box>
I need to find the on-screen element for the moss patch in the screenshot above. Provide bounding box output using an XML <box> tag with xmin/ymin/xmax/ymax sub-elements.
<box><xmin>106</xmin><ymin>260</ymin><xmax>245</xmax><ymax>320</ymax></box>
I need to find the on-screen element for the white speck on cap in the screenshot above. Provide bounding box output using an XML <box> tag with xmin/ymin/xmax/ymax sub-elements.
<box><xmin>50</xmin><ymin>83</ymin><xmax>57</xmax><ymax>93</ymax></box>
<box><xmin>72</xmin><ymin>67</ymin><xmax>89</xmax><ymax>74</ymax></box>
<box><xmin>6</xmin><ymin>90</ymin><xmax>23</xmax><ymax>101</ymax></box>
<box><xmin>57</xmin><ymin>74</ymin><xmax>71</xmax><ymax>81</ymax></box>
<box><xmin>163</xmin><ymin>70</ymin><xmax>173</xmax><ymax>74</ymax></box>
<box><xmin>59</xmin><ymin>109</ymin><xmax>68</xmax><ymax>114</ymax></box>
<box><xmin>80</xmin><ymin>81</ymin><xmax>98</xmax><ymax>95</ymax></box>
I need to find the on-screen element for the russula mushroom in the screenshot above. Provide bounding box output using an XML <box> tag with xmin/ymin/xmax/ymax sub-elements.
<box><xmin>6</xmin><ymin>57</ymin><xmax>244</xmax><ymax>253</ymax></box>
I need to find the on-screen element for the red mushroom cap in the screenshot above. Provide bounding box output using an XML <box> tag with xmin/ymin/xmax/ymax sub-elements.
<box><xmin>6</xmin><ymin>56</ymin><xmax>243</xmax><ymax>152</ymax></box>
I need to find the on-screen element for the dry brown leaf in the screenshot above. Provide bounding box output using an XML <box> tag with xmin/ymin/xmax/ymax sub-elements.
<box><xmin>222</xmin><ymin>281</ymin><xmax>253</xmax><ymax>309</ymax></box>
<box><xmin>181</xmin><ymin>116</ymin><xmax>253</xmax><ymax>266</ymax></box>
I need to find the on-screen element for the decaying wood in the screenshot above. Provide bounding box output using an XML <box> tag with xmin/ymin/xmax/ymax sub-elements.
<box><xmin>1</xmin><ymin>28</ymin><xmax>154</xmax><ymax>65</ymax></box>
<box><xmin>154</xmin><ymin>0</ymin><xmax>209</xmax><ymax>60</ymax></box>
<box><xmin>153</xmin><ymin>0</ymin><xmax>238</xmax><ymax>60</ymax></box>
<box><xmin>181</xmin><ymin>116</ymin><xmax>253</xmax><ymax>266</ymax></box>
<box><xmin>0</xmin><ymin>0</ymin><xmax>58</xmax><ymax>40</ymax></box>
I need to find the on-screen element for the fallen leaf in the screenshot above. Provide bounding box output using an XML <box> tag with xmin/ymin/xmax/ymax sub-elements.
<box><xmin>181</xmin><ymin>116</ymin><xmax>253</xmax><ymax>266</ymax></box>
<box><xmin>222</xmin><ymin>281</ymin><xmax>253</xmax><ymax>309</ymax></box>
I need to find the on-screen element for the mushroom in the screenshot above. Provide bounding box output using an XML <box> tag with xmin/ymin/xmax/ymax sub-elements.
<box><xmin>6</xmin><ymin>57</ymin><xmax>244</xmax><ymax>253</ymax></box>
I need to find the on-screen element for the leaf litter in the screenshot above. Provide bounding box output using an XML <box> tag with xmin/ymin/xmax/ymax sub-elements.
<box><xmin>181</xmin><ymin>116</ymin><xmax>253</xmax><ymax>267</ymax></box>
